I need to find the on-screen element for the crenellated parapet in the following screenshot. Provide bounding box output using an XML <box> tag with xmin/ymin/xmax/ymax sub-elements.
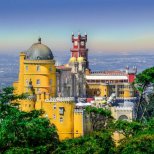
<box><xmin>24</xmin><ymin>59</ymin><xmax>55</xmax><ymax>64</ymax></box>
<box><xmin>45</xmin><ymin>97</ymin><xmax>75</xmax><ymax>103</ymax></box>
<box><xmin>114</xmin><ymin>106</ymin><xmax>133</xmax><ymax>111</ymax></box>
<box><xmin>74</xmin><ymin>109</ymin><xmax>84</xmax><ymax>114</ymax></box>
<box><xmin>111</xmin><ymin>106</ymin><xmax>134</xmax><ymax>121</ymax></box>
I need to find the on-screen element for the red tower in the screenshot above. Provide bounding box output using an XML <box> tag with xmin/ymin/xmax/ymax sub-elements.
<box><xmin>70</xmin><ymin>32</ymin><xmax>89</xmax><ymax>68</ymax></box>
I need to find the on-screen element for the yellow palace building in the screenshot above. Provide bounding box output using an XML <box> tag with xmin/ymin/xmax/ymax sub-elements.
<box><xmin>13</xmin><ymin>37</ymin><xmax>90</xmax><ymax>140</ymax></box>
<box><xmin>13</xmin><ymin>34</ymin><xmax>136</xmax><ymax>140</ymax></box>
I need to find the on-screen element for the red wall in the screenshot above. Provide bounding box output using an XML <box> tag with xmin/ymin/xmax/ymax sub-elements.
<box><xmin>128</xmin><ymin>74</ymin><xmax>135</xmax><ymax>83</ymax></box>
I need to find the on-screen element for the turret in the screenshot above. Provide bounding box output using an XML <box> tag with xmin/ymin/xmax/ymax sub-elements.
<box><xmin>77</xmin><ymin>57</ymin><xmax>86</xmax><ymax>72</ymax></box>
<box><xmin>18</xmin><ymin>52</ymin><xmax>26</xmax><ymax>94</ymax></box>
<box><xmin>70</xmin><ymin>32</ymin><xmax>89</xmax><ymax>69</ymax></box>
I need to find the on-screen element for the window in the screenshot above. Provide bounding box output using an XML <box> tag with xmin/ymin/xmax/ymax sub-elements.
<box><xmin>36</xmin><ymin>79</ymin><xmax>40</xmax><ymax>85</ymax></box>
<box><xmin>60</xmin><ymin>117</ymin><xmax>63</xmax><ymax>123</ymax></box>
<box><xmin>49</xmin><ymin>79</ymin><xmax>52</xmax><ymax>85</ymax></box>
<box><xmin>53</xmin><ymin>114</ymin><xmax>56</xmax><ymax>119</ymax></box>
<box><xmin>25</xmin><ymin>65</ymin><xmax>28</xmax><ymax>71</ymax></box>
<box><xmin>36</xmin><ymin>65</ymin><xmax>40</xmax><ymax>71</ymax></box>
<box><xmin>29</xmin><ymin>104</ymin><xmax>31</xmax><ymax>107</ymax></box>
<box><xmin>53</xmin><ymin>104</ymin><xmax>56</xmax><ymax>109</ymax></box>
<box><xmin>81</xmin><ymin>41</ymin><xmax>84</xmax><ymax>46</ymax></box>
<box><xmin>119</xmin><ymin>85</ymin><xmax>124</xmax><ymax>89</ymax></box>
<box><xmin>119</xmin><ymin>91</ymin><xmax>124</xmax><ymax>95</ymax></box>
<box><xmin>118</xmin><ymin>115</ymin><xmax>128</xmax><ymax>121</ymax></box>
<box><xmin>26</xmin><ymin>79</ymin><xmax>29</xmax><ymax>85</ymax></box>
<box><xmin>36</xmin><ymin>88</ymin><xmax>40</xmax><ymax>92</ymax></box>
<box><xmin>49</xmin><ymin>66</ymin><xmax>52</xmax><ymax>72</ymax></box>
<box><xmin>59</xmin><ymin>107</ymin><xmax>64</xmax><ymax>115</ymax></box>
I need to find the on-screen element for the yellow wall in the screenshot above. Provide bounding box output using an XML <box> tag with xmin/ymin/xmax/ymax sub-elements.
<box><xmin>13</xmin><ymin>51</ymin><xmax>85</xmax><ymax>141</ymax></box>
<box><xmin>18</xmin><ymin>52</ymin><xmax>26</xmax><ymax>94</ymax></box>
<box><xmin>74</xmin><ymin>110</ymin><xmax>84</xmax><ymax>138</ymax></box>
<box><xmin>87</xmin><ymin>84</ymin><xmax>108</xmax><ymax>97</ymax></box>
<box><xmin>87</xmin><ymin>83</ymin><xmax>134</xmax><ymax>98</ymax></box>
<box><xmin>112</xmin><ymin>132</ymin><xmax>125</xmax><ymax>146</ymax></box>
<box><xmin>23</xmin><ymin>60</ymin><xmax>56</xmax><ymax>96</ymax></box>
<box><xmin>13</xmin><ymin>52</ymin><xmax>57</xmax><ymax>112</ymax></box>
<box><xmin>35</xmin><ymin>97</ymin><xmax>84</xmax><ymax>140</ymax></box>
<box><xmin>19</xmin><ymin>99</ymin><xmax>35</xmax><ymax>112</ymax></box>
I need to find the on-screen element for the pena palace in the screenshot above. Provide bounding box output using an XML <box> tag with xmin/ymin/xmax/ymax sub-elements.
<box><xmin>13</xmin><ymin>33</ymin><xmax>137</xmax><ymax>140</ymax></box>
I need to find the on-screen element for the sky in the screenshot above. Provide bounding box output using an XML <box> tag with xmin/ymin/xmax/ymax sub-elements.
<box><xmin>0</xmin><ymin>0</ymin><xmax>154</xmax><ymax>54</ymax></box>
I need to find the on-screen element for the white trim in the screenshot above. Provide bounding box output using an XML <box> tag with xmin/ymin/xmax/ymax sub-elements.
<box><xmin>86</xmin><ymin>75</ymin><xmax>128</xmax><ymax>80</ymax></box>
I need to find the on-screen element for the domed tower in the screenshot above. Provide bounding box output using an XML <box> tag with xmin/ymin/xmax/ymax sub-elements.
<box><xmin>14</xmin><ymin>38</ymin><xmax>56</xmax><ymax>111</ymax></box>
<box><xmin>69</xmin><ymin>57</ymin><xmax>78</xmax><ymax>73</ymax></box>
<box><xmin>77</xmin><ymin>57</ymin><xmax>86</xmax><ymax>72</ymax></box>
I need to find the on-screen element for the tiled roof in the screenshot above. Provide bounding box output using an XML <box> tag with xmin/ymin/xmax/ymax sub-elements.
<box><xmin>56</xmin><ymin>65</ymin><xmax>71</xmax><ymax>70</ymax></box>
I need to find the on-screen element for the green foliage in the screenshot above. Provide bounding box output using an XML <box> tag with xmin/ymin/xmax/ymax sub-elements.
<box><xmin>0</xmin><ymin>87</ymin><xmax>27</xmax><ymax>105</ymax></box>
<box><xmin>113</xmin><ymin>120</ymin><xmax>143</xmax><ymax>138</ymax></box>
<box><xmin>54</xmin><ymin>131</ymin><xmax>115</xmax><ymax>154</ymax></box>
<box><xmin>117</xmin><ymin>134</ymin><xmax>154</xmax><ymax>154</ymax></box>
<box><xmin>145</xmin><ymin>95</ymin><xmax>154</xmax><ymax>119</ymax></box>
<box><xmin>85</xmin><ymin>106</ymin><xmax>111</xmax><ymax>117</ymax></box>
<box><xmin>134</xmin><ymin>67</ymin><xmax>154</xmax><ymax>121</ymax></box>
<box><xmin>53</xmin><ymin>107</ymin><xmax>115</xmax><ymax>154</ymax></box>
<box><xmin>2</xmin><ymin>87</ymin><xmax>154</xmax><ymax>154</ymax></box>
<box><xmin>135</xmin><ymin>67</ymin><xmax>154</xmax><ymax>89</ymax></box>
<box><xmin>0</xmin><ymin>87</ymin><xmax>59</xmax><ymax>154</ymax></box>
<box><xmin>116</xmin><ymin>118</ymin><xmax>154</xmax><ymax>154</ymax></box>
<box><xmin>85</xmin><ymin>106</ymin><xmax>113</xmax><ymax>131</ymax></box>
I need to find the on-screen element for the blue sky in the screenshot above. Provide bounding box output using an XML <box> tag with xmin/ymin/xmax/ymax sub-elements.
<box><xmin>0</xmin><ymin>0</ymin><xmax>154</xmax><ymax>53</ymax></box>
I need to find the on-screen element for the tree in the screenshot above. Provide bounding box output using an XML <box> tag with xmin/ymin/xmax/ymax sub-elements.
<box><xmin>134</xmin><ymin>67</ymin><xmax>154</xmax><ymax>121</ymax></box>
<box><xmin>85</xmin><ymin>106</ymin><xmax>113</xmax><ymax>131</ymax></box>
<box><xmin>144</xmin><ymin>94</ymin><xmax>154</xmax><ymax>118</ymax></box>
<box><xmin>117</xmin><ymin>134</ymin><xmax>154</xmax><ymax>154</ymax></box>
<box><xmin>54</xmin><ymin>131</ymin><xmax>115</xmax><ymax>154</ymax></box>
<box><xmin>116</xmin><ymin>118</ymin><xmax>154</xmax><ymax>154</ymax></box>
<box><xmin>113</xmin><ymin>120</ymin><xmax>143</xmax><ymax>139</ymax></box>
<box><xmin>0</xmin><ymin>87</ymin><xmax>59</xmax><ymax>154</ymax></box>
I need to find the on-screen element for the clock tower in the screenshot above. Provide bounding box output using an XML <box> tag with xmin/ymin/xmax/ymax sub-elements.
<box><xmin>70</xmin><ymin>32</ymin><xmax>89</xmax><ymax>69</ymax></box>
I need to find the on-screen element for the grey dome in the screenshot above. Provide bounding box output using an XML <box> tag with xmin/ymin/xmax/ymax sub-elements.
<box><xmin>26</xmin><ymin>38</ymin><xmax>54</xmax><ymax>60</ymax></box>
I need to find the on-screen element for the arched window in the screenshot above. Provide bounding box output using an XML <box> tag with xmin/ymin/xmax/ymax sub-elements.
<box><xmin>49</xmin><ymin>66</ymin><xmax>52</xmax><ymax>72</ymax></box>
<box><xmin>36</xmin><ymin>65</ymin><xmax>40</xmax><ymax>71</ymax></box>
<box><xmin>25</xmin><ymin>65</ymin><xmax>28</xmax><ymax>71</ymax></box>
<box><xmin>49</xmin><ymin>79</ymin><xmax>52</xmax><ymax>85</ymax></box>
<box><xmin>36</xmin><ymin>79</ymin><xmax>40</xmax><ymax>85</ymax></box>
<box><xmin>60</xmin><ymin>117</ymin><xmax>63</xmax><ymax>123</ymax></box>
<box><xmin>26</xmin><ymin>79</ymin><xmax>29</xmax><ymax>85</ymax></box>
<box><xmin>36</xmin><ymin>88</ymin><xmax>40</xmax><ymax>92</ymax></box>
<box><xmin>53</xmin><ymin>114</ymin><xmax>56</xmax><ymax>119</ymax></box>
<box><xmin>53</xmin><ymin>104</ymin><xmax>56</xmax><ymax>109</ymax></box>
<box><xmin>118</xmin><ymin>115</ymin><xmax>128</xmax><ymax>121</ymax></box>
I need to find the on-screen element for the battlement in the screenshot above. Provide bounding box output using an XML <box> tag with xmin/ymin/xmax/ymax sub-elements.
<box><xmin>45</xmin><ymin>97</ymin><xmax>75</xmax><ymax>103</ymax></box>
<box><xmin>114</xmin><ymin>106</ymin><xmax>133</xmax><ymax>111</ymax></box>
<box><xmin>74</xmin><ymin>109</ymin><xmax>84</xmax><ymax>114</ymax></box>
<box><xmin>72</xmin><ymin>32</ymin><xmax>87</xmax><ymax>42</ymax></box>
<box><xmin>20</xmin><ymin>52</ymin><xmax>26</xmax><ymax>55</ymax></box>
<box><xmin>24</xmin><ymin>60</ymin><xmax>55</xmax><ymax>64</ymax></box>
